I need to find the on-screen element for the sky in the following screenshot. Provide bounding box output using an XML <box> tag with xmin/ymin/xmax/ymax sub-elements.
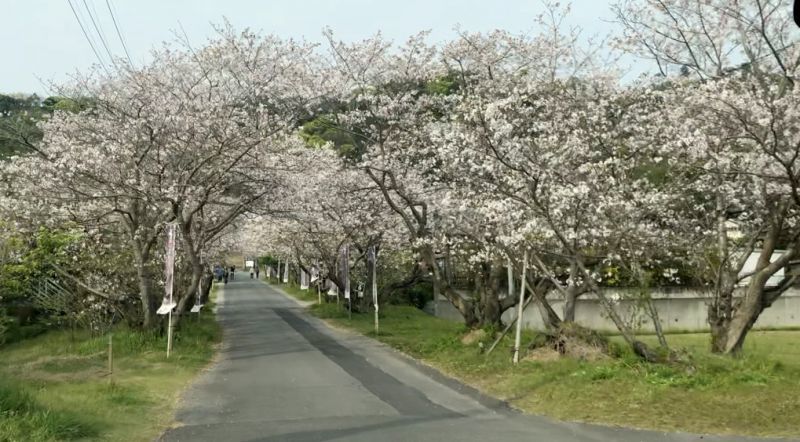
<box><xmin>2</xmin><ymin>0</ymin><xmax>632</xmax><ymax>96</ymax></box>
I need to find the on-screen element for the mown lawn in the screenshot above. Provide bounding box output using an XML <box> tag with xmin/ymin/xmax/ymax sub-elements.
<box><xmin>0</xmin><ymin>286</ymin><xmax>222</xmax><ymax>442</ymax></box>
<box><xmin>307</xmin><ymin>301</ymin><xmax>800</xmax><ymax>438</ymax></box>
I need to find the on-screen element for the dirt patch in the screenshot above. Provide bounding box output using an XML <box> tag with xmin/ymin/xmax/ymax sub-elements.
<box><xmin>527</xmin><ymin>322</ymin><xmax>610</xmax><ymax>362</ymax></box>
<box><xmin>461</xmin><ymin>329</ymin><xmax>487</xmax><ymax>345</ymax></box>
<box><xmin>558</xmin><ymin>336</ymin><xmax>609</xmax><ymax>361</ymax></box>
<box><xmin>524</xmin><ymin>347</ymin><xmax>562</xmax><ymax>362</ymax></box>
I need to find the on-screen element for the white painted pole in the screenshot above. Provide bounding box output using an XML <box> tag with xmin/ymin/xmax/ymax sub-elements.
<box><xmin>165</xmin><ymin>223</ymin><xmax>176</xmax><ymax>358</ymax></box>
<box><xmin>167</xmin><ymin>310</ymin><xmax>173</xmax><ymax>358</ymax></box>
<box><xmin>513</xmin><ymin>251</ymin><xmax>528</xmax><ymax>364</ymax></box>
<box><xmin>372</xmin><ymin>248</ymin><xmax>379</xmax><ymax>334</ymax></box>
<box><xmin>107</xmin><ymin>333</ymin><xmax>113</xmax><ymax>376</ymax></box>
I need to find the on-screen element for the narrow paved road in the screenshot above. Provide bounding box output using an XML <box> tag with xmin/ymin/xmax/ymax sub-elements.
<box><xmin>161</xmin><ymin>278</ymin><xmax>777</xmax><ymax>442</ymax></box>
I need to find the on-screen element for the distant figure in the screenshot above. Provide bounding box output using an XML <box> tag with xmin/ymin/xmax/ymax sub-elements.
<box><xmin>230</xmin><ymin>266</ymin><xmax>235</xmax><ymax>280</ymax></box>
<box><xmin>250</xmin><ymin>267</ymin><xmax>254</xmax><ymax>279</ymax></box>
<box><xmin>223</xmin><ymin>269</ymin><xmax>229</xmax><ymax>284</ymax></box>
<box><xmin>214</xmin><ymin>265</ymin><xmax>223</xmax><ymax>282</ymax></box>
<box><xmin>255</xmin><ymin>265</ymin><xmax>260</xmax><ymax>280</ymax></box>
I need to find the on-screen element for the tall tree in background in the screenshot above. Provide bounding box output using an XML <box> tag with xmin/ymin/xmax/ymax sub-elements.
<box><xmin>615</xmin><ymin>0</ymin><xmax>800</xmax><ymax>353</ymax></box>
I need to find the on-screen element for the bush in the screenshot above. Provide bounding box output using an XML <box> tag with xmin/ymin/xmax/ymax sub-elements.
<box><xmin>0</xmin><ymin>309</ymin><xmax>10</xmax><ymax>344</ymax></box>
<box><xmin>389</xmin><ymin>281</ymin><xmax>432</xmax><ymax>309</ymax></box>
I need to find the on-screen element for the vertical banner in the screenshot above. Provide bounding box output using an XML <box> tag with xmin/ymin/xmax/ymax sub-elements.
<box><xmin>327</xmin><ymin>279</ymin><xmax>338</xmax><ymax>297</ymax></box>
<box><xmin>340</xmin><ymin>244</ymin><xmax>350</xmax><ymax>299</ymax></box>
<box><xmin>368</xmin><ymin>246</ymin><xmax>378</xmax><ymax>303</ymax></box>
<box><xmin>312</xmin><ymin>260</ymin><xmax>321</xmax><ymax>304</ymax></box>
<box><xmin>157</xmin><ymin>224</ymin><xmax>177</xmax><ymax>315</ymax></box>
<box><xmin>300</xmin><ymin>269</ymin><xmax>309</xmax><ymax>290</ymax></box>
<box><xmin>282</xmin><ymin>258</ymin><xmax>290</xmax><ymax>283</ymax></box>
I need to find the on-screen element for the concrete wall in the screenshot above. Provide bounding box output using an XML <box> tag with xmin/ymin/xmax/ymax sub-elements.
<box><xmin>425</xmin><ymin>288</ymin><xmax>800</xmax><ymax>332</ymax></box>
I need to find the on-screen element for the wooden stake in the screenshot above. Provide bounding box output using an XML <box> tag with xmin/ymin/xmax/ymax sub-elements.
<box><xmin>167</xmin><ymin>310</ymin><xmax>174</xmax><ymax>358</ymax></box>
<box><xmin>107</xmin><ymin>333</ymin><xmax>113</xmax><ymax>376</ymax></box>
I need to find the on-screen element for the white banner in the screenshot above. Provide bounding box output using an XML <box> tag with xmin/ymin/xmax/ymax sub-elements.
<box><xmin>340</xmin><ymin>244</ymin><xmax>350</xmax><ymax>299</ymax></box>
<box><xmin>282</xmin><ymin>259</ymin><xmax>289</xmax><ymax>283</ymax></box>
<box><xmin>368</xmin><ymin>245</ymin><xmax>377</xmax><ymax>303</ymax></box>
<box><xmin>300</xmin><ymin>269</ymin><xmax>309</xmax><ymax>290</ymax></box>
<box><xmin>310</xmin><ymin>261</ymin><xmax>319</xmax><ymax>283</ymax></box>
<box><xmin>157</xmin><ymin>224</ymin><xmax>177</xmax><ymax>315</ymax></box>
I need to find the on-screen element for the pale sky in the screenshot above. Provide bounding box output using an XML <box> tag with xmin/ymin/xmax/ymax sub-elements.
<box><xmin>2</xmin><ymin>0</ymin><xmax>634</xmax><ymax>96</ymax></box>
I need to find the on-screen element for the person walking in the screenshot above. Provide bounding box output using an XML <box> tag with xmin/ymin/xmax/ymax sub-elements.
<box><xmin>255</xmin><ymin>264</ymin><xmax>260</xmax><ymax>280</ymax></box>
<box><xmin>250</xmin><ymin>266</ymin><xmax>254</xmax><ymax>279</ymax></box>
<box><xmin>230</xmin><ymin>266</ymin><xmax>235</xmax><ymax>281</ymax></box>
<box><xmin>223</xmin><ymin>269</ymin><xmax>229</xmax><ymax>284</ymax></box>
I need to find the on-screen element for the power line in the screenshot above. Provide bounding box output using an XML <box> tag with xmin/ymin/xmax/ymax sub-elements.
<box><xmin>88</xmin><ymin>0</ymin><xmax>113</xmax><ymax>55</ymax></box>
<box><xmin>66</xmin><ymin>0</ymin><xmax>110</xmax><ymax>73</ymax></box>
<box><xmin>105</xmin><ymin>0</ymin><xmax>134</xmax><ymax>66</ymax></box>
<box><xmin>82</xmin><ymin>0</ymin><xmax>116</xmax><ymax>65</ymax></box>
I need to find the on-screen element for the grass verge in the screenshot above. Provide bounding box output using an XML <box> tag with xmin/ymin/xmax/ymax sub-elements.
<box><xmin>0</xmin><ymin>286</ymin><xmax>222</xmax><ymax>442</ymax></box>
<box><xmin>309</xmin><ymin>302</ymin><xmax>800</xmax><ymax>438</ymax></box>
<box><xmin>268</xmin><ymin>279</ymin><xmax>319</xmax><ymax>303</ymax></box>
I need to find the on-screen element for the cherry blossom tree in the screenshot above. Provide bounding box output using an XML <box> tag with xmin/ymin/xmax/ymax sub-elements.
<box><xmin>3</xmin><ymin>25</ymin><xmax>321</xmax><ymax>329</ymax></box>
<box><xmin>615</xmin><ymin>0</ymin><xmax>800</xmax><ymax>353</ymax></box>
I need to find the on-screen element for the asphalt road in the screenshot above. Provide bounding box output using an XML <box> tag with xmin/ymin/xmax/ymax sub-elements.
<box><xmin>160</xmin><ymin>278</ymin><xmax>784</xmax><ymax>442</ymax></box>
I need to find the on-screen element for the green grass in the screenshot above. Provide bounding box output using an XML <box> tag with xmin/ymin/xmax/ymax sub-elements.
<box><xmin>310</xmin><ymin>302</ymin><xmax>800</xmax><ymax>438</ymax></box>
<box><xmin>269</xmin><ymin>280</ymin><xmax>319</xmax><ymax>303</ymax></box>
<box><xmin>0</xmin><ymin>286</ymin><xmax>222</xmax><ymax>442</ymax></box>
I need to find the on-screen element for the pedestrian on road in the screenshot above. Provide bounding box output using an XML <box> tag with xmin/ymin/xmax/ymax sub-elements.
<box><xmin>255</xmin><ymin>265</ymin><xmax>260</xmax><ymax>280</ymax></box>
<box><xmin>230</xmin><ymin>266</ymin><xmax>235</xmax><ymax>280</ymax></box>
<box><xmin>250</xmin><ymin>267</ymin><xmax>254</xmax><ymax>279</ymax></box>
<box><xmin>223</xmin><ymin>269</ymin><xmax>229</xmax><ymax>284</ymax></box>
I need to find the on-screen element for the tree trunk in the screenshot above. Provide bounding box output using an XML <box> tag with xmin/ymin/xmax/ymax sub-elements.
<box><xmin>562</xmin><ymin>261</ymin><xmax>581</xmax><ymax>322</ymax></box>
<box><xmin>421</xmin><ymin>245</ymin><xmax>477</xmax><ymax>327</ymax></box>
<box><xmin>172</xmin><ymin>263</ymin><xmax>203</xmax><ymax>325</ymax></box>
<box><xmin>133</xmin><ymin>243</ymin><xmax>158</xmax><ymax>330</ymax></box>
<box><xmin>477</xmin><ymin>259</ymin><xmax>503</xmax><ymax>328</ymax></box>
<box><xmin>708</xmin><ymin>277</ymin><xmax>736</xmax><ymax>353</ymax></box>
<box><xmin>723</xmin><ymin>273</ymin><xmax>769</xmax><ymax>354</ymax></box>
<box><xmin>711</xmin><ymin>213</ymin><xmax>795</xmax><ymax>354</ymax></box>
<box><xmin>563</xmin><ymin>289</ymin><xmax>578</xmax><ymax>322</ymax></box>
<box><xmin>200</xmin><ymin>271</ymin><xmax>213</xmax><ymax>304</ymax></box>
<box><xmin>526</xmin><ymin>277</ymin><xmax>562</xmax><ymax>330</ymax></box>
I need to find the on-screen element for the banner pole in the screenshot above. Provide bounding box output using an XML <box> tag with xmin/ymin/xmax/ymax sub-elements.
<box><xmin>167</xmin><ymin>310</ymin><xmax>173</xmax><ymax>357</ymax></box>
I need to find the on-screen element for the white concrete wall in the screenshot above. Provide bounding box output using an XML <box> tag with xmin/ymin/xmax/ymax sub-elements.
<box><xmin>426</xmin><ymin>288</ymin><xmax>800</xmax><ymax>332</ymax></box>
